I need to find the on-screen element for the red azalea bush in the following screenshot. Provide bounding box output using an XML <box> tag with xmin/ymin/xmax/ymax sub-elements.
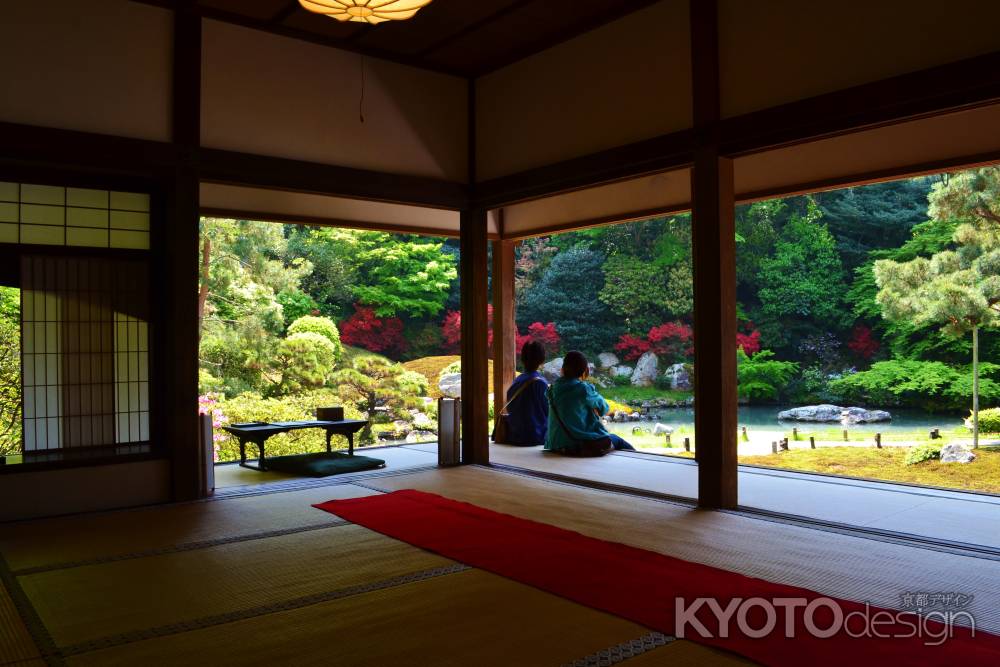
<box><xmin>516</xmin><ymin>321</ymin><xmax>561</xmax><ymax>355</ymax></box>
<box><xmin>736</xmin><ymin>327</ymin><xmax>762</xmax><ymax>355</ymax></box>
<box><xmin>848</xmin><ymin>324</ymin><xmax>880</xmax><ymax>359</ymax></box>
<box><xmin>338</xmin><ymin>304</ymin><xmax>407</xmax><ymax>356</ymax></box>
<box><xmin>441</xmin><ymin>305</ymin><xmax>495</xmax><ymax>354</ymax></box>
<box><xmin>615</xmin><ymin>322</ymin><xmax>694</xmax><ymax>362</ymax></box>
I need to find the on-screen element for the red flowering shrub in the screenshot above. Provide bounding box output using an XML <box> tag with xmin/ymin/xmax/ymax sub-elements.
<box><xmin>615</xmin><ymin>322</ymin><xmax>693</xmax><ymax>362</ymax></box>
<box><xmin>338</xmin><ymin>304</ymin><xmax>407</xmax><ymax>356</ymax></box>
<box><xmin>736</xmin><ymin>328</ymin><xmax>762</xmax><ymax>356</ymax></box>
<box><xmin>516</xmin><ymin>322</ymin><xmax>561</xmax><ymax>355</ymax></box>
<box><xmin>441</xmin><ymin>305</ymin><xmax>495</xmax><ymax>354</ymax></box>
<box><xmin>848</xmin><ymin>324</ymin><xmax>880</xmax><ymax>359</ymax></box>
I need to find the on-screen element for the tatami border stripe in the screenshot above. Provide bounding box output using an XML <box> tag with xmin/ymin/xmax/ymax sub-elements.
<box><xmin>0</xmin><ymin>552</ymin><xmax>64</xmax><ymax>667</ymax></box>
<box><xmin>11</xmin><ymin>520</ymin><xmax>352</xmax><ymax>577</ymax></box>
<box><xmin>562</xmin><ymin>632</ymin><xmax>673</xmax><ymax>667</ymax></box>
<box><xmin>58</xmin><ymin>563</ymin><xmax>472</xmax><ymax>657</ymax></box>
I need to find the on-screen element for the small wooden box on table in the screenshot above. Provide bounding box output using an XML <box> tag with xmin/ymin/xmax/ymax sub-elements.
<box><xmin>223</xmin><ymin>419</ymin><xmax>368</xmax><ymax>471</ymax></box>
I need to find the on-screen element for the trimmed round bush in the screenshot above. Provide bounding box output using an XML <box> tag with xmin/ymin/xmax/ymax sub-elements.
<box><xmin>973</xmin><ymin>407</ymin><xmax>1000</xmax><ymax>434</ymax></box>
<box><xmin>287</xmin><ymin>316</ymin><xmax>343</xmax><ymax>363</ymax></box>
<box><xmin>276</xmin><ymin>332</ymin><xmax>338</xmax><ymax>394</ymax></box>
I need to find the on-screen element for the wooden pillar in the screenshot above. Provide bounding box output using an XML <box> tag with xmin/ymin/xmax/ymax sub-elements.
<box><xmin>164</xmin><ymin>5</ymin><xmax>202</xmax><ymax>500</ymax></box>
<box><xmin>460</xmin><ymin>208</ymin><xmax>490</xmax><ymax>463</ymax></box>
<box><xmin>691</xmin><ymin>0</ymin><xmax>737</xmax><ymax>509</ymax></box>
<box><xmin>491</xmin><ymin>233</ymin><xmax>517</xmax><ymax>423</ymax></box>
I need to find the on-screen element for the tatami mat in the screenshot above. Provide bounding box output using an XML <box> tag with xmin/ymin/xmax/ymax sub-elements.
<box><xmin>0</xmin><ymin>581</ymin><xmax>40</xmax><ymax>665</ymax></box>
<box><xmin>22</xmin><ymin>524</ymin><xmax>453</xmax><ymax>648</ymax></box>
<box><xmin>624</xmin><ymin>640</ymin><xmax>754</xmax><ymax>666</ymax></box>
<box><xmin>65</xmin><ymin>569</ymin><xmax>653</xmax><ymax>667</ymax></box>
<box><xmin>365</xmin><ymin>466</ymin><xmax>1000</xmax><ymax>634</ymax></box>
<box><xmin>0</xmin><ymin>484</ymin><xmax>378</xmax><ymax>574</ymax></box>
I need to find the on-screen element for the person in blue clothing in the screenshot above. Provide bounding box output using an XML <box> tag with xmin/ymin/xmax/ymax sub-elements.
<box><xmin>501</xmin><ymin>341</ymin><xmax>550</xmax><ymax>445</ymax></box>
<box><xmin>545</xmin><ymin>350</ymin><xmax>635</xmax><ymax>456</ymax></box>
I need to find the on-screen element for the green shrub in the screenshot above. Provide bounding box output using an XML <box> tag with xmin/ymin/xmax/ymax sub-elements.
<box><xmin>274</xmin><ymin>332</ymin><xmax>338</xmax><ymax>395</ymax></box>
<box><xmin>276</xmin><ymin>289</ymin><xmax>320</xmax><ymax>325</ymax></box>
<box><xmin>198</xmin><ymin>368</ymin><xmax>224</xmax><ymax>395</ymax></box>
<box><xmin>904</xmin><ymin>442</ymin><xmax>943</xmax><ymax>465</ymax></box>
<box><xmin>737</xmin><ymin>349</ymin><xmax>798</xmax><ymax>402</ymax></box>
<box><xmin>398</xmin><ymin>370</ymin><xmax>430</xmax><ymax>397</ymax></box>
<box><xmin>287</xmin><ymin>316</ymin><xmax>343</xmax><ymax>362</ymax></box>
<box><xmin>974</xmin><ymin>407</ymin><xmax>1000</xmax><ymax>434</ymax></box>
<box><xmin>439</xmin><ymin>359</ymin><xmax>461</xmax><ymax>379</ymax></box>
<box><xmin>829</xmin><ymin>360</ymin><xmax>1000</xmax><ymax>410</ymax></box>
<box><xmin>612</xmin><ymin>374</ymin><xmax>632</xmax><ymax>387</ymax></box>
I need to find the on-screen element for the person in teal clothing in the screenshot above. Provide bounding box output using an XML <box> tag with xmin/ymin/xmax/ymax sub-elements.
<box><xmin>544</xmin><ymin>351</ymin><xmax>635</xmax><ymax>456</ymax></box>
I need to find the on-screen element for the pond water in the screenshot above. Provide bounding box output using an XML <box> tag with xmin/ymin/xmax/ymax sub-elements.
<box><xmin>603</xmin><ymin>405</ymin><xmax>965</xmax><ymax>436</ymax></box>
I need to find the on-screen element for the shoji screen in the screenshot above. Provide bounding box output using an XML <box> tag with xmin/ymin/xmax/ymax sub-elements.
<box><xmin>20</xmin><ymin>255</ymin><xmax>149</xmax><ymax>454</ymax></box>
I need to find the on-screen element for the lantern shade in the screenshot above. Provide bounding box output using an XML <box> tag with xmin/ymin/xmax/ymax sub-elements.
<box><xmin>299</xmin><ymin>0</ymin><xmax>433</xmax><ymax>24</ymax></box>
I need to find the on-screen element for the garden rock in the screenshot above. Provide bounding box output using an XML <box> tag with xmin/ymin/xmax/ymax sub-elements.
<box><xmin>940</xmin><ymin>443</ymin><xmax>976</xmax><ymax>464</ymax></box>
<box><xmin>777</xmin><ymin>404</ymin><xmax>892</xmax><ymax>423</ymax></box>
<box><xmin>631</xmin><ymin>352</ymin><xmax>658</xmax><ymax>386</ymax></box>
<box><xmin>841</xmin><ymin>406</ymin><xmax>892</xmax><ymax>424</ymax></box>
<box><xmin>405</xmin><ymin>430</ymin><xmax>437</xmax><ymax>443</ymax></box>
<box><xmin>652</xmin><ymin>423</ymin><xmax>673</xmax><ymax>435</ymax></box>
<box><xmin>664</xmin><ymin>363</ymin><xmax>691</xmax><ymax>391</ymax></box>
<box><xmin>597</xmin><ymin>352</ymin><xmax>619</xmax><ymax>369</ymax></box>
<box><xmin>439</xmin><ymin>373</ymin><xmax>462</xmax><ymax>398</ymax></box>
<box><xmin>610</xmin><ymin>365</ymin><xmax>633</xmax><ymax>377</ymax></box>
<box><xmin>541</xmin><ymin>358</ymin><xmax>564</xmax><ymax>382</ymax></box>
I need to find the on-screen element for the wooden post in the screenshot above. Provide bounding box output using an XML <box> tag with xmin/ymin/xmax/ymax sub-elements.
<box><xmin>843</xmin><ymin>429</ymin><xmax>849</xmax><ymax>442</ymax></box>
<box><xmin>491</xmin><ymin>233</ymin><xmax>516</xmax><ymax>428</ymax></box>
<box><xmin>741</xmin><ymin>426</ymin><xmax>748</xmax><ymax>441</ymax></box>
<box><xmin>810</xmin><ymin>436</ymin><xmax>816</xmax><ymax>449</ymax></box>
<box><xmin>460</xmin><ymin>208</ymin><xmax>490</xmax><ymax>464</ymax></box>
<box><xmin>780</xmin><ymin>438</ymin><xmax>789</xmax><ymax>451</ymax></box>
<box><xmin>164</xmin><ymin>5</ymin><xmax>203</xmax><ymax>501</ymax></box>
<box><xmin>875</xmin><ymin>433</ymin><xmax>882</xmax><ymax>449</ymax></box>
<box><xmin>792</xmin><ymin>427</ymin><xmax>798</xmax><ymax>440</ymax></box>
<box><xmin>691</xmin><ymin>0</ymin><xmax>737</xmax><ymax>509</ymax></box>
<box><xmin>665</xmin><ymin>433</ymin><xmax>671</xmax><ymax>445</ymax></box>
<box><xmin>684</xmin><ymin>437</ymin><xmax>691</xmax><ymax>452</ymax></box>
<box><xmin>771</xmin><ymin>441</ymin><xmax>778</xmax><ymax>454</ymax></box>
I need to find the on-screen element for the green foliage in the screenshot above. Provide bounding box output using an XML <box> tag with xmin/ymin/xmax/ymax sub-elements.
<box><xmin>975</xmin><ymin>407</ymin><xmax>1000</xmax><ymax>434</ymax></box>
<box><xmin>273</xmin><ymin>332</ymin><xmax>338</xmax><ymax>395</ymax></box>
<box><xmin>904</xmin><ymin>442</ymin><xmax>943</xmax><ymax>466</ymax></box>
<box><xmin>829</xmin><ymin>360</ymin><xmax>1000</xmax><ymax>410</ymax></box>
<box><xmin>276</xmin><ymin>289</ymin><xmax>319</xmax><ymax>325</ymax></box>
<box><xmin>286</xmin><ymin>315</ymin><xmax>343</xmax><ymax>362</ymax></box>
<box><xmin>0</xmin><ymin>288</ymin><xmax>20</xmax><ymax>455</ymax></box>
<box><xmin>439</xmin><ymin>359</ymin><xmax>462</xmax><ymax>379</ymax></box>
<box><xmin>735</xmin><ymin>199</ymin><xmax>783</xmax><ymax>288</ymax></box>
<box><xmin>519</xmin><ymin>246</ymin><xmax>621</xmax><ymax>355</ymax></box>
<box><xmin>198</xmin><ymin>368</ymin><xmax>224</xmax><ymax>395</ymax></box>
<box><xmin>814</xmin><ymin>178</ymin><xmax>933</xmax><ymax>271</ymax></box>
<box><xmin>736</xmin><ymin>349</ymin><xmax>799</xmax><ymax>401</ymax></box>
<box><xmin>599</xmin><ymin>255</ymin><xmax>675</xmax><ymax>330</ymax></box>
<box><xmin>757</xmin><ymin>199</ymin><xmax>847</xmax><ymax>325</ymax></box>
<box><xmin>348</xmin><ymin>231</ymin><xmax>458</xmax><ymax>318</ymax></box>
<box><xmin>331</xmin><ymin>356</ymin><xmax>422</xmax><ymax>441</ymax></box>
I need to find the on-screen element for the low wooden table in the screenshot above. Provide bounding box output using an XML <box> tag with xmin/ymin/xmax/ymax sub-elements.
<box><xmin>223</xmin><ymin>419</ymin><xmax>368</xmax><ymax>471</ymax></box>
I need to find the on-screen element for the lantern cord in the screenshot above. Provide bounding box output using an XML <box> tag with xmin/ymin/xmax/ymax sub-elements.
<box><xmin>359</xmin><ymin>55</ymin><xmax>366</xmax><ymax>124</ymax></box>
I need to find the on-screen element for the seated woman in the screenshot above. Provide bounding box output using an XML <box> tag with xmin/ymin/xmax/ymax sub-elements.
<box><xmin>499</xmin><ymin>341</ymin><xmax>549</xmax><ymax>446</ymax></box>
<box><xmin>544</xmin><ymin>350</ymin><xmax>635</xmax><ymax>457</ymax></box>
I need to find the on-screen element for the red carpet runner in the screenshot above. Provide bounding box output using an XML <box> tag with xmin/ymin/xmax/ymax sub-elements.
<box><xmin>314</xmin><ymin>489</ymin><xmax>1000</xmax><ymax>666</ymax></box>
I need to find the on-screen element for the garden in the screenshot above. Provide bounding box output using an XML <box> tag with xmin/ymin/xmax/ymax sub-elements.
<box><xmin>191</xmin><ymin>166</ymin><xmax>1000</xmax><ymax>492</ymax></box>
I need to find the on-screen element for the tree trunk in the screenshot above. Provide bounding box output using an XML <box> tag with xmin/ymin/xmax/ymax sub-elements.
<box><xmin>197</xmin><ymin>236</ymin><xmax>212</xmax><ymax>336</ymax></box>
<box><xmin>973</xmin><ymin>325</ymin><xmax>980</xmax><ymax>449</ymax></box>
